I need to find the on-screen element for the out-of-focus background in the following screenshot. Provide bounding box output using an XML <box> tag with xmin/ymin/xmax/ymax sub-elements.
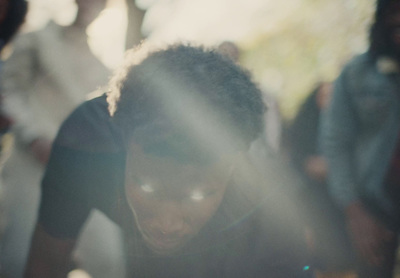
<box><xmin>19</xmin><ymin>0</ymin><xmax>374</xmax><ymax>120</ymax></box>
<box><xmin>0</xmin><ymin>1</ymin><xmax>379</xmax><ymax>277</ymax></box>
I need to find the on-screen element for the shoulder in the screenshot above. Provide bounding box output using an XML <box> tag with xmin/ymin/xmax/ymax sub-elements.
<box><xmin>336</xmin><ymin>53</ymin><xmax>386</xmax><ymax>96</ymax></box>
<box><xmin>55</xmin><ymin>94</ymin><xmax>124</xmax><ymax>153</ymax></box>
<box><xmin>341</xmin><ymin>53</ymin><xmax>373</xmax><ymax>80</ymax></box>
<box><xmin>340</xmin><ymin>53</ymin><xmax>379</xmax><ymax>83</ymax></box>
<box><xmin>339</xmin><ymin>53</ymin><xmax>399</xmax><ymax>98</ymax></box>
<box><xmin>3</xmin><ymin>23</ymin><xmax>59</xmax><ymax>66</ymax></box>
<box><xmin>9</xmin><ymin>22</ymin><xmax>57</xmax><ymax>48</ymax></box>
<box><xmin>3</xmin><ymin>31</ymin><xmax>36</xmax><ymax>60</ymax></box>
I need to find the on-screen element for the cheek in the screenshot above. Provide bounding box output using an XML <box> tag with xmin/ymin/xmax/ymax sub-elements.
<box><xmin>184</xmin><ymin>193</ymin><xmax>225</xmax><ymax>230</ymax></box>
<box><xmin>125</xmin><ymin>186</ymin><xmax>156</xmax><ymax>225</ymax></box>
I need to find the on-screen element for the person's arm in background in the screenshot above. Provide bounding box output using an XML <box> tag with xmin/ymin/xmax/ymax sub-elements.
<box><xmin>320</xmin><ymin>67</ymin><xmax>359</xmax><ymax>210</ymax></box>
<box><xmin>24</xmin><ymin>224</ymin><xmax>76</xmax><ymax>278</ymax></box>
<box><xmin>320</xmin><ymin>65</ymin><xmax>393</xmax><ymax>266</ymax></box>
<box><xmin>1</xmin><ymin>32</ymin><xmax>52</xmax><ymax>164</ymax></box>
<box><xmin>285</xmin><ymin>90</ymin><xmax>326</xmax><ymax>182</ymax></box>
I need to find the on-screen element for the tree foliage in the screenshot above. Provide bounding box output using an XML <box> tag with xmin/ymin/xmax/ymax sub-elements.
<box><xmin>239</xmin><ymin>0</ymin><xmax>374</xmax><ymax>120</ymax></box>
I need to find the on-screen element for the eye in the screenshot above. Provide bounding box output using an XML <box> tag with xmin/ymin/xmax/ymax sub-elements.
<box><xmin>140</xmin><ymin>183</ymin><xmax>155</xmax><ymax>193</ymax></box>
<box><xmin>189</xmin><ymin>190</ymin><xmax>205</xmax><ymax>201</ymax></box>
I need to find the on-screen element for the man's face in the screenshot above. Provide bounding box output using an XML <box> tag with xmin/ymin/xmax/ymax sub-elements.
<box><xmin>384</xmin><ymin>1</ymin><xmax>400</xmax><ymax>50</ymax></box>
<box><xmin>125</xmin><ymin>143</ymin><xmax>234</xmax><ymax>256</ymax></box>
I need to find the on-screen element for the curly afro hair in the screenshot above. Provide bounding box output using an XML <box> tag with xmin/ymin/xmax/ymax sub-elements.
<box><xmin>107</xmin><ymin>43</ymin><xmax>265</xmax><ymax>163</ymax></box>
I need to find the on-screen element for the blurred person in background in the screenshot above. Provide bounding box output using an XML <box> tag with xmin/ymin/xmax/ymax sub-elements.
<box><xmin>0</xmin><ymin>0</ymin><xmax>28</xmax><ymax>256</ymax></box>
<box><xmin>321</xmin><ymin>0</ymin><xmax>400</xmax><ymax>277</ymax></box>
<box><xmin>284</xmin><ymin>83</ymin><xmax>332</xmax><ymax>186</ymax></box>
<box><xmin>0</xmin><ymin>0</ymin><xmax>28</xmax><ymax>61</ymax></box>
<box><xmin>0</xmin><ymin>0</ymin><xmax>28</xmax><ymax>137</ymax></box>
<box><xmin>0</xmin><ymin>0</ymin><xmax>126</xmax><ymax>277</ymax></box>
<box><xmin>24</xmin><ymin>43</ymin><xmax>313</xmax><ymax>278</ymax></box>
<box><xmin>0</xmin><ymin>0</ymin><xmax>28</xmax><ymax>162</ymax></box>
<box><xmin>284</xmin><ymin>83</ymin><xmax>358</xmax><ymax>277</ymax></box>
<box><xmin>216</xmin><ymin>41</ymin><xmax>240</xmax><ymax>62</ymax></box>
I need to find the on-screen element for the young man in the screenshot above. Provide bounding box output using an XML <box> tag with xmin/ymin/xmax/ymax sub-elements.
<box><xmin>25</xmin><ymin>44</ymin><xmax>312</xmax><ymax>277</ymax></box>
<box><xmin>321</xmin><ymin>0</ymin><xmax>400</xmax><ymax>277</ymax></box>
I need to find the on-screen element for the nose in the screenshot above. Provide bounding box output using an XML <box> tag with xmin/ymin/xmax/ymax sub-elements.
<box><xmin>155</xmin><ymin>201</ymin><xmax>185</xmax><ymax>236</ymax></box>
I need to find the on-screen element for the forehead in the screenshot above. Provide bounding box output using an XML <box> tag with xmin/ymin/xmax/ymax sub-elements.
<box><xmin>126</xmin><ymin>142</ymin><xmax>234</xmax><ymax>189</ymax></box>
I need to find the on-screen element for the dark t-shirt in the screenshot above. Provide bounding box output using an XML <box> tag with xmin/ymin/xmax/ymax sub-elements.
<box><xmin>385</xmin><ymin>135</ymin><xmax>400</xmax><ymax>213</ymax></box>
<box><xmin>38</xmin><ymin>94</ymin><xmax>313</xmax><ymax>277</ymax></box>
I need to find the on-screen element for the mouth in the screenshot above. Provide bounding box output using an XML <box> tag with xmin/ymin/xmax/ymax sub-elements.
<box><xmin>142</xmin><ymin>232</ymin><xmax>186</xmax><ymax>255</ymax></box>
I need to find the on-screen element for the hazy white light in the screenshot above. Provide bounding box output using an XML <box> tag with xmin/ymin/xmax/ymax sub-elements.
<box><xmin>87</xmin><ymin>7</ymin><xmax>127</xmax><ymax>69</ymax></box>
<box><xmin>136</xmin><ymin>0</ymin><xmax>160</xmax><ymax>10</ymax></box>
<box><xmin>140</xmin><ymin>183</ymin><xmax>155</xmax><ymax>193</ymax></box>
<box><xmin>190</xmin><ymin>190</ymin><xmax>205</xmax><ymax>201</ymax></box>
<box><xmin>68</xmin><ymin>269</ymin><xmax>92</xmax><ymax>278</ymax></box>
<box><xmin>143</xmin><ymin>0</ymin><xmax>303</xmax><ymax>45</ymax></box>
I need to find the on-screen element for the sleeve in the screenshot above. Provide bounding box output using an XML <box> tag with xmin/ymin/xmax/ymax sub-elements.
<box><xmin>38</xmin><ymin>143</ymin><xmax>93</xmax><ymax>239</ymax></box>
<box><xmin>38</xmin><ymin>97</ymin><xmax>124</xmax><ymax>239</ymax></box>
<box><xmin>320</xmin><ymin>65</ymin><xmax>359</xmax><ymax>209</ymax></box>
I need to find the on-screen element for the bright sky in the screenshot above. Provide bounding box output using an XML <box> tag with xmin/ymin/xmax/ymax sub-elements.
<box><xmin>23</xmin><ymin>0</ymin><xmax>127</xmax><ymax>68</ymax></box>
<box><xmin>24</xmin><ymin>0</ymin><xmax>309</xmax><ymax>66</ymax></box>
<box><xmin>142</xmin><ymin>0</ymin><xmax>302</xmax><ymax>45</ymax></box>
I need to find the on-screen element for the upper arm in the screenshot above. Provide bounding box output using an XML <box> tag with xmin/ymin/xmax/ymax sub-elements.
<box><xmin>26</xmin><ymin>97</ymin><xmax>123</xmax><ymax>276</ymax></box>
<box><xmin>38</xmin><ymin>96</ymin><xmax>122</xmax><ymax>237</ymax></box>
<box><xmin>320</xmin><ymin>64</ymin><xmax>360</xmax><ymax>208</ymax></box>
<box><xmin>38</xmin><ymin>143</ymin><xmax>93</xmax><ymax>238</ymax></box>
<box><xmin>321</xmin><ymin>69</ymin><xmax>358</xmax><ymax>152</ymax></box>
<box><xmin>24</xmin><ymin>224</ymin><xmax>76</xmax><ymax>278</ymax></box>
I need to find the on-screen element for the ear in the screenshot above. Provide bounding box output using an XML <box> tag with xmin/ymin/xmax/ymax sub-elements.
<box><xmin>231</xmin><ymin>151</ymin><xmax>266</xmax><ymax>188</ymax></box>
<box><xmin>225</xmin><ymin>151</ymin><xmax>268</xmax><ymax>211</ymax></box>
<box><xmin>232</xmin><ymin>151</ymin><xmax>261</xmax><ymax>178</ymax></box>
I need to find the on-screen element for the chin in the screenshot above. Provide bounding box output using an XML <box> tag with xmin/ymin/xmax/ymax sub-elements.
<box><xmin>142</xmin><ymin>234</ymin><xmax>188</xmax><ymax>256</ymax></box>
<box><xmin>145</xmin><ymin>240</ymin><xmax>184</xmax><ymax>256</ymax></box>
